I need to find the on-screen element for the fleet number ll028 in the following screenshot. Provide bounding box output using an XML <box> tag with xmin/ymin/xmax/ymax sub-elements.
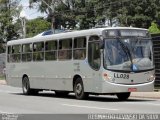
<box><xmin>114</xmin><ymin>73</ymin><xmax>129</xmax><ymax>79</ymax></box>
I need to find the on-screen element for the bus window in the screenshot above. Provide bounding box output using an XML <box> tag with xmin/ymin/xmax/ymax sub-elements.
<box><xmin>22</xmin><ymin>43</ymin><xmax>32</xmax><ymax>62</ymax></box>
<box><xmin>73</xmin><ymin>37</ymin><xmax>86</xmax><ymax>60</ymax></box>
<box><xmin>11</xmin><ymin>45</ymin><xmax>21</xmax><ymax>63</ymax></box>
<box><xmin>58</xmin><ymin>39</ymin><xmax>72</xmax><ymax>60</ymax></box>
<box><xmin>33</xmin><ymin>42</ymin><xmax>44</xmax><ymax>61</ymax></box>
<box><xmin>45</xmin><ymin>40</ymin><xmax>57</xmax><ymax>60</ymax></box>
<box><xmin>88</xmin><ymin>36</ymin><xmax>101</xmax><ymax>70</ymax></box>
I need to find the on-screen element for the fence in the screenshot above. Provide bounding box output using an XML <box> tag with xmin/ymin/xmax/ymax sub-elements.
<box><xmin>152</xmin><ymin>33</ymin><xmax>160</xmax><ymax>88</ymax></box>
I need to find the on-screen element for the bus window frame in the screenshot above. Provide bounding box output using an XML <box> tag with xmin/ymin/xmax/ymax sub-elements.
<box><xmin>45</xmin><ymin>40</ymin><xmax>58</xmax><ymax>61</ymax></box>
<box><xmin>73</xmin><ymin>37</ymin><xmax>87</xmax><ymax>60</ymax></box>
<box><xmin>58</xmin><ymin>38</ymin><xmax>72</xmax><ymax>60</ymax></box>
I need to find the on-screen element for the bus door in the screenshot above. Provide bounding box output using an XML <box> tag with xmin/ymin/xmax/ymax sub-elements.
<box><xmin>88</xmin><ymin>36</ymin><xmax>102</xmax><ymax>92</ymax></box>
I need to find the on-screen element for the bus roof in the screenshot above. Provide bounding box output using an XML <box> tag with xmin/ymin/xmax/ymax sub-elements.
<box><xmin>7</xmin><ymin>27</ymin><xmax>148</xmax><ymax>46</ymax></box>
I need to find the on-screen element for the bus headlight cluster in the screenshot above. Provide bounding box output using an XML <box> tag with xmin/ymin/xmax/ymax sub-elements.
<box><xmin>148</xmin><ymin>75</ymin><xmax>155</xmax><ymax>82</ymax></box>
<box><xmin>103</xmin><ymin>73</ymin><xmax>112</xmax><ymax>81</ymax></box>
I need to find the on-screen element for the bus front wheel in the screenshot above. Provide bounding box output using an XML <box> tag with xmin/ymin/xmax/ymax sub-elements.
<box><xmin>22</xmin><ymin>76</ymin><xmax>38</xmax><ymax>95</ymax></box>
<box><xmin>116</xmin><ymin>92</ymin><xmax>131</xmax><ymax>101</ymax></box>
<box><xmin>74</xmin><ymin>78</ymin><xmax>88</xmax><ymax>100</ymax></box>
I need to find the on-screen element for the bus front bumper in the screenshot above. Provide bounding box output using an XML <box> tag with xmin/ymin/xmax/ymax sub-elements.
<box><xmin>101</xmin><ymin>81</ymin><xmax>154</xmax><ymax>93</ymax></box>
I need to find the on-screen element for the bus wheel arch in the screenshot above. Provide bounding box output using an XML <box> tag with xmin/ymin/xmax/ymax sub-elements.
<box><xmin>73</xmin><ymin>75</ymin><xmax>89</xmax><ymax>99</ymax></box>
<box><xmin>22</xmin><ymin>74</ymin><xmax>28</xmax><ymax>80</ymax></box>
<box><xmin>22</xmin><ymin>74</ymin><xmax>38</xmax><ymax>95</ymax></box>
<box><xmin>116</xmin><ymin>92</ymin><xmax>131</xmax><ymax>101</ymax></box>
<box><xmin>73</xmin><ymin>75</ymin><xmax>81</xmax><ymax>89</ymax></box>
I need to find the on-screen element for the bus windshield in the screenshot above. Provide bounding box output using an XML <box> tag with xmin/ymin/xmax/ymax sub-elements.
<box><xmin>104</xmin><ymin>38</ymin><xmax>154</xmax><ymax>72</ymax></box>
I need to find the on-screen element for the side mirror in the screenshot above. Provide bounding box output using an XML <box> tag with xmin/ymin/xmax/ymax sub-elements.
<box><xmin>100</xmin><ymin>40</ymin><xmax>104</xmax><ymax>49</ymax></box>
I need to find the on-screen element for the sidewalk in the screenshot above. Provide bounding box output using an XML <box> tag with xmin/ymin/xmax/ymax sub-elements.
<box><xmin>0</xmin><ymin>80</ymin><xmax>6</xmax><ymax>85</ymax></box>
<box><xmin>131</xmin><ymin>92</ymin><xmax>160</xmax><ymax>99</ymax></box>
<box><xmin>0</xmin><ymin>80</ymin><xmax>160</xmax><ymax>99</ymax></box>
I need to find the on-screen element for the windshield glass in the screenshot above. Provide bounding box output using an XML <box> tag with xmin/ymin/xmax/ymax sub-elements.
<box><xmin>104</xmin><ymin>38</ymin><xmax>154</xmax><ymax>72</ymax></box>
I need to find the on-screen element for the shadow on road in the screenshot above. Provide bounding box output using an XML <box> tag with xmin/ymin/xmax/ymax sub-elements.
<box><xmin>12</xmin><ymin>92</ymin><xmax>156</xmax><ymax>103</ymax></box>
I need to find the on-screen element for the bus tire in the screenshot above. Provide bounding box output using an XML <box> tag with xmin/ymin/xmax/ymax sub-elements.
<box><xmin>22</xmin><ymin>76</ymin><xmax>38</xmax><ymax>95</ymax></box>
<box><xmin>116</xmin><ymin>92</ymin><xmax>131</xmax><ymax>101</ymax></box>
<box><xmin>74</xmin><ymin>78</ymin><xmax>88</xmax><ymax>100</ymax></box>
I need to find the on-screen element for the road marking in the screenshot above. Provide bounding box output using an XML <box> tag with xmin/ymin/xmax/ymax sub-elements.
<box><xmin>146</xmin><ymin>103</ymin><xmax>160</xmax><ymax>106</ymax></box>
<box><xmin>0</xmin><ymin>110</ymin><xmax>11</xmax><ymax>114</ymax></box>
<box><xmin>123</xmin><ymin>102</ymin><xmax>160</xmax><ymax>107</ymax></box>
<box><xmin>62</xmin><ymin>104</ymin><xmax>118</xmax><ymax>111</ymax></box>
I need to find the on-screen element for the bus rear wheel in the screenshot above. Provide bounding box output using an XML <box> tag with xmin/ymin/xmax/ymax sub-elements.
<box><xmin>74</xmin><ymin>78</ymin><xmax>88</xmax><ymax>100</ymax></box>
<box><xmin>116</xmin><ymin>92</ymin><xmax>131</xmax><ymax>101</ymax></box>
<box><xmin>22</xmin><ymin>76</ymin><xmax>38</xmax><ymax>95</ymax></box>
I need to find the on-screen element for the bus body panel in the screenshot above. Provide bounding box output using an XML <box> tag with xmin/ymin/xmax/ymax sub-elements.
<box><xmin>6</xmin><ymin>27</ymin><xmax>154</xmax><ymax>96</ymax></box>
<box><xmin>6</xmin><ymin>60</ymin><xmax>99</xmax><ymax>93</ymax></box>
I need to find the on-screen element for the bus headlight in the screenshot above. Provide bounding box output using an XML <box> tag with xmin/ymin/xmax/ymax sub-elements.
<box><xmin>103</xmin><ymin>73</ymin><xmax>112</xmax><ymax>81</ymax></box>
<box><xmin>148</xmin><ymin>75</ymin><xmax>155</xmax><ymax>82</ymax></box>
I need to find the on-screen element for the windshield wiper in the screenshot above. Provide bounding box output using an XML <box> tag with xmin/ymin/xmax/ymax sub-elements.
<box><xmin>116</xmin><ymin>38</ymin><xmax>133</xmax><ymax>70</ymax></box>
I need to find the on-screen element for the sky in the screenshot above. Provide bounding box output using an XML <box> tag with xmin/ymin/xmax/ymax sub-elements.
<box><xmin>20</xmin><ymin>0</ymin><xmax>47</xmax><ymax>19</ymax></box>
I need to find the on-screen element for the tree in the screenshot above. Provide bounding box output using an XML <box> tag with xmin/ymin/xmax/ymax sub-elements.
<box><xmin>26</xmin><ymin>17</ymin><xmax>51</xmax><ymax>37</ymax></box>
<box><xmin>148</xmin><ymin>22</ymin><xmax>160</xmax><ymax>33</ymax></box>
<box><xmin>29</xmin><ymin>0</ymin><xmax>160</xmax><ymax>29</ymax></box>
<box><xmin>29</xmin><ymin>0</ymin><xmax>62</xmax><ymax>30</ymax></box>
<box><xmin>0</xmin><ymin>0</ymin><xmax>20</xmax><ymax>52</ymax></box>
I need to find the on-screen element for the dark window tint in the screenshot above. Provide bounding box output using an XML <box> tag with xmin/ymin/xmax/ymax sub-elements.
<box><xmin>73</xmin><ymin>37</ymin><xmax>86</xmax><ymax>60</ymax></box>
<box><xmin>88</xmin><ymin>36</ymin><xmax>101</xmax><ymax>70</ymax></box>
<box><xmin>58</xmin><ymin>39</ymin><xmax>72</xmax><ymax>60</ymax></box>
<box><xmin>45</xmin><ymin>40</ymin><xmax>57</xmax><ymax>60</ymax></box>
<box><xmin>33</xmin><ymin>42</ymin><xmax>44</xmax><ymax>61</ymax></box>
<box><xmin>22</xmin><ymin>43</ymin><xmax>32</xmax><ymax>62</ymax></box>
<box><xmin>9</xmin><ymin>45</ymin><xmax>21</xmax><ymax>63</ymax></box>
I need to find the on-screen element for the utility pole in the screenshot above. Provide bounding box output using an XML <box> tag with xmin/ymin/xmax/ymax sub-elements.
<box><xmin>20</xmin><ymin>11</ymin><xmax>26</xmax><ymax>38</ymax></box>
<box><xmin>21</xmin><ymin>17</ymin><xmax>26</xmax><ymax>38</ymax></box>
<box><xmin>41</xmin><ymin>0</ymin><xmax>55</xmax><ymax>33</ymax></box>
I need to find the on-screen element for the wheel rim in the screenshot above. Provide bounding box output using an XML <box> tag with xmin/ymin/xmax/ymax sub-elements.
<box><xmin>23</xmin><ymin>78</ymin><xmax>29</xmax><ymax>93</ymax></box>
<box><xmin>75</xmin><ymin>83</ymin><xmax>82</xmax><ymax>95</ymax></box>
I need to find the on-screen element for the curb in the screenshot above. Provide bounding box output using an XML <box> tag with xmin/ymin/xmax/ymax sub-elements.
<box><xmin>0</xmin><ymin>80</ymin><xmax>7</xmax><ymax>85</ymax></box>
<box><xmin>130</xmin><ymin>92</ymin><xmax>160</xmax><ymax>99</ymax></box>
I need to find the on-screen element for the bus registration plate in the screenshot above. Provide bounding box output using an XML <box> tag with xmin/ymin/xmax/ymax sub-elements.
<box><xmin>128</xmin><ymin>88</ymin><xmax>137</xmax><ymax>92</ymax></box>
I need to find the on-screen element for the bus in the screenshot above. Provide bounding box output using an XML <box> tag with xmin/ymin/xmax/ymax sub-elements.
<box><xmin>6</xmin><ymin>27</ymin><xmax>155</xmax><ymax>100</ymax></box>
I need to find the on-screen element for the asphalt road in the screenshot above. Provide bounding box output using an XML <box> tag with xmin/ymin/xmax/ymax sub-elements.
<box><xmin>0</xmin><ymin>85</ymin><xmax>160</xmax><ymax>120</ymax></box>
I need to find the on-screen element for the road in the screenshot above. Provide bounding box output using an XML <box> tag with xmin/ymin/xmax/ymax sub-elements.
<box><xmin>0</xmin><ymin>85</ymin><xmax>160</xmax><ymax>120</ymax></box>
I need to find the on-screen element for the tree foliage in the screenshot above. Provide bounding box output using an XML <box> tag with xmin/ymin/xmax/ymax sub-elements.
<box><xmin>26</xmin><ymin>17</ymin><xmax>51</xmax><ymax>37</ymax></box>
<box><xmin>30</xmin><ymin>0</ymin><xmax>160</xmax><ymax>30</ymax></box>
<box><xmin>149</xmin><ymin>22</ymin><xmax>160</xmax><ymax>33</ymax></box>
<box><xmin>0</xmin><ymin>0</ymin><xmax>20</xmax><ymax>52</ymax></box>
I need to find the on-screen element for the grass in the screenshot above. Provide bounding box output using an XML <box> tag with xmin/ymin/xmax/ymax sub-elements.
<box><xmin>0</xmin><ymin>75</ymin><xmax>5</xmax><ymax>80</ymax></box>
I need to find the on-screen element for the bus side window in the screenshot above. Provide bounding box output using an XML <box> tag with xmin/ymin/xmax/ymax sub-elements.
<box><xmin>22</xmin><ymin>43</ymin><xmax>32</xmax><ymax>62</ymax></box>
<box><xmin>88</xmin><ymin>36</ymin><xmax>101</xmax><ymax>70</ymax></box>
<box><xmin>73</xmin><ymin>37</ymin><xmax>86</xmax><ymax>60</ymax></box>
<box><xmin>45</xmin><ymin>40</ymin><xmax>57</xmax><ymax>60</ymax></box>
<box><xmin>58</xmin><ymin>39</ymin><xmax>72</xmax><ymax>60</ymax></box>
<box><xmin>33</xmin><ymin>42</ymin><xmax>44</xmax><ymax>61</ymax></box>
<box><xmin>11</xmin><ymin>45</ymin><xmax>21</xmax><ymax>63</ymax></box>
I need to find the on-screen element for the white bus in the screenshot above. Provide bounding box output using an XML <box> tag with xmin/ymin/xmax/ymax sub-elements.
<box><xmin>6</xmin><ymin>27</ymin><xmax>155</xmax><ymax>100</ymax></box>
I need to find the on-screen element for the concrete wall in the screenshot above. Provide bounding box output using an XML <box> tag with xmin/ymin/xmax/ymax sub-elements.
<box><xmin>0</xmin><ymin>53</ymin><xmax>6</xmax><ymax>75</ymax></box>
